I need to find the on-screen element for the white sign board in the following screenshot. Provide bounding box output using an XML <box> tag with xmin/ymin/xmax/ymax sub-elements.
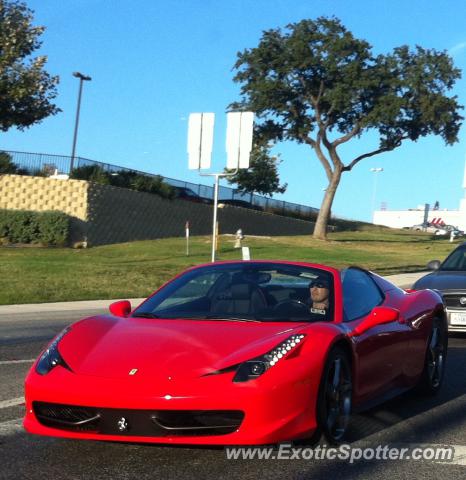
<box><xmin>187</xmin><ymin>113</ymin><xmax>214</xmax><ymax>170</ymax></box>
<box><xmin>226</xmin><ymin>112</ymin><xmax>254</xmax><ymax>170</ymax></box>
<box><xmin>200</xmin><ymin>113</ymin><xmax>214</xmax><ymax>169</ymax></box>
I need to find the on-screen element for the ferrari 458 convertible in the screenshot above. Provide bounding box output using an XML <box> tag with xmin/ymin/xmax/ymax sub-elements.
<box><xmin>24</xmin><ymin>261</ymin><xmax>447</xmax><ymax>445</ymax></box>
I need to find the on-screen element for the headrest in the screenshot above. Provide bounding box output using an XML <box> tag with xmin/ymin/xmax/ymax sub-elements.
<box><xmin>231</xmin><ymin>283</ymin><xmax>251</xmax><ymax>300</ymax></box>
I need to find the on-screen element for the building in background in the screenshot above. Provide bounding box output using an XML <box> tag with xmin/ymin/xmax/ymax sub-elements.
<box><xmin>373</xmin><ymin>159</ymin><xmax>466</xmax><ymax>231</ymax></box>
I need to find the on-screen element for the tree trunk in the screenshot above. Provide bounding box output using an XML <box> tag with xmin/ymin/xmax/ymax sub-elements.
<box><xmin>313</xmin><ymin>168</ymin><xmax>343</xmax><ymax>240</ymax></box>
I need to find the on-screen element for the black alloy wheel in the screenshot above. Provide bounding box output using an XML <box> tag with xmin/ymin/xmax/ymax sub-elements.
<box><xmin>317</xmin><ymin>347</ymin><xmax>352</xmax><ymax>444</ymax></box>
<box><xmin>417</xmin><ymin>318</ymin><xmax>447</xmax><ymax>394</ymax></box>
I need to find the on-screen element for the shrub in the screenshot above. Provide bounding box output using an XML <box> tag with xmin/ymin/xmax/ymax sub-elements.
<box><xmin>71</xmin><ymin>165</ymin><xmax>111</xmax><ymax>185</ymax></box>
<box><xmin>130</xmin><ymin>174</ymin><xmax>175</xmax><ymax>199</ymax></box>
<box><xmin>38</xmin><ymin>211</ymin><xmax>69</xmax><ymax>245</ymax></box>
<box><xmin>0</xmin><ymin>152</ymin><xmax>19</xmax><ymax>174</ymax></box>
<box><xmin>0</xmin><ymin>209</ymin><xmax>69</xmax><ymax>246</ymax></box>
<box><xmin>7</xmin><ymin>210</ymin><xmax>40</xmax><ymax>243</ymax></box>
<box><xmin>71</xmin><ymin>165</ymin><xmax>175</xmax><ymax>199</ymax></box>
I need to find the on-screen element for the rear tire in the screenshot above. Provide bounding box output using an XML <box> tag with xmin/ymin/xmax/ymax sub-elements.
<box><xmin>315</xmin><ymin>347</ymin><xmax>352</xmax><ymax>444</ymax></box>
<box><xmin>416</xmin><ymin>318</ymin><xmax>447</xmax><ymax>395</ymax></box>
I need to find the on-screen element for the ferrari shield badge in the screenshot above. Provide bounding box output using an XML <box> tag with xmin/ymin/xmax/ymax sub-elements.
<box><xmin>128</xmin><ymin>368</ymin><xmax>138</xmax><ymax>376</ymax></box>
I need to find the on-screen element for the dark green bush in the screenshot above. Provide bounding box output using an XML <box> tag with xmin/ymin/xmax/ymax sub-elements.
<box><xmin>37</xmin><ymin>211</ymin><xmax>69</xmax><ymax>245</ymax></box>
<box><xmin>0</xmin><ymin>152</ymin><xmax>19</xmax><ymax>174</ymax></box>
<box><xmin>7</xmin><ymin>210</ymin><xmax>39</xmax><ymax>243</ymax></box>
<box><xmin>0</xmin><ymin>209</ymin><xmax>69</xmax><ymax>246</ymax></box>
<box><xmin>130</xmin><ymin>174</ymin><xmax>175</xmax><ymax>199</ymax></box>
<box><xmin>71</xmin><ymin>165</ymin><xmax>111</xmax><ymax>185</ymax></box>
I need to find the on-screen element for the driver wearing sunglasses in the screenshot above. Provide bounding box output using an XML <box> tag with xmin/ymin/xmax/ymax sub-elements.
<box><xmin>309</xmin><ymin>279</ymin><xmax>330</xmax><ymax>316</ymax></box>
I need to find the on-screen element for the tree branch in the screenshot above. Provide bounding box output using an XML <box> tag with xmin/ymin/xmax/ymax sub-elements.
<box><xmin>332</xmin><ymin>123</ymin><xmax>361</xmax><ymax>148</ymax></box>
<box><xmin>322</xmin><ymin>103</ymin><xmax>335</xmax><ymax>128</ymax></box>
<box><xmin>315</xmin><ymin>80</ymin><xmax>325</xmax><ymax>105</ymax></box>
<box><xmin>305</xmin><ymin>135</ymin><xmax>333</xmax><ymax>182</ymax></box>
<box><xmin>322</xmin><ymin>129</ymin><xmax>343</xmax><ymax>170</ymax></box>
<box><xmin>342</xmin><ymin>136</ymin><xmax>409</xmax><ymax>172</ymax></box>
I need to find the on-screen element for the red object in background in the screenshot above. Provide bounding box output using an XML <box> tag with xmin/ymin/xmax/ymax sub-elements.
<box><xmin>24</xmin><ymin>261</ymin><xmax>447</xmax><ymax>445</ymax></box>
<box><xmin>431</xmin><ymin>218</ymin><xmax>445</xmax><ymax>226</ymax></box>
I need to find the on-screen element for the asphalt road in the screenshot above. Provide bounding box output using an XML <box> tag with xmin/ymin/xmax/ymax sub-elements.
<box><xmin>0</xmin><ymin>308</ymin><xmax>465</xmax><ymax>480</ymax></box>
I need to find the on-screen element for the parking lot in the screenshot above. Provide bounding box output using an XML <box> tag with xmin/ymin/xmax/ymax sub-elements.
<box><xmin>0</xmin><ymin>303</ymin><xmax>465</xmax><ymax>480</ymax></box>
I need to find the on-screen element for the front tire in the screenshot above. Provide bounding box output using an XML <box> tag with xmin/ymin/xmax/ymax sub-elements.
<box><xmin>316</xmin><ymin>347</ymin><xmax>352</xmax><ymax>444</ymax></box>
<box><xmin>416</xmin><ymin>318</ymin><xmax>447</xmax><ymax>395</ymax></box>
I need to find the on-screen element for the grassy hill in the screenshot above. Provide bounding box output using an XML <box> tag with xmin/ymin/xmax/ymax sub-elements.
<box><xmin>0</xmin><ymin>225</ymin><xmax>459</xmax><ymax>305</ymax></box>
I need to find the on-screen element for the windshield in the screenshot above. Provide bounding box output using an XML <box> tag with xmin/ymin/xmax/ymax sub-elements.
<box><xmin>133</xmin><ymin>263</ymin><xmax>334</xmax><ymax>322</ymax></box>
<box><xmin>440</xmin><ymin>247</ymin><xmax>466</xmax><ymax>271</ymax></box>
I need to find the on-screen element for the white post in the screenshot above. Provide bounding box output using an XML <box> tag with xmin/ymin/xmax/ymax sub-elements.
<box><xmin>370</xmin><ymin>167</ymin><xmax>383</xmax><ymax>218</ymax></box>
<box><xmin>211</xmin><ymin>175</ymin><xmax>220</xmax><ymax>262</ymax></box>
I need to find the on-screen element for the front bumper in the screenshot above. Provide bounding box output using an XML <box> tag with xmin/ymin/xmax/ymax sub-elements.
<box><xmin>24</xmin><ymin>359</ymin><xmax>321</xmax><ymax>445</ymax></box>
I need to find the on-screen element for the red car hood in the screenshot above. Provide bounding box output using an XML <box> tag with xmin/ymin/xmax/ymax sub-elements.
<box><xmin>58</xmin><ymin>315</ymin><xmax>306</xmax><ymax>381</ymax></box>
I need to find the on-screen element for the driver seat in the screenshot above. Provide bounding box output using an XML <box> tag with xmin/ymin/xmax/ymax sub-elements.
<box><xmin>210</xmin><ymin>282</ymin><xmax>267</xmax><ymax>315</ymax></box>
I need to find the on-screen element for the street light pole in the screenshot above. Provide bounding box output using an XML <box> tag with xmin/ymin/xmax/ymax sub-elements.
<box><xmin>370</xmin><ymin>167</ymin><xmax>383</xmax><ymax>219</ymax></box>
<box><xmin>70</xmin><ymin>72</ymin><xmax>92</xmax><ymax>174</ymax></box>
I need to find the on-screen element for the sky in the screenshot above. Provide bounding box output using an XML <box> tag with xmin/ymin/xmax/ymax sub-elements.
<box><xmin>2</xmin><ymin>0</ymin><xmax>466</xmax><ymax>221</ymax></box>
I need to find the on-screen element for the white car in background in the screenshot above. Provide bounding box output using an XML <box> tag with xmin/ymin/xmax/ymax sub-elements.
<box><xmin>411</xmin><ymin>223</ymin><xmax>448</xmax><ymax>235</ymax></box>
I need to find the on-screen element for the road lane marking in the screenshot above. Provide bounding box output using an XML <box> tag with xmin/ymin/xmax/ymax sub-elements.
<box><xmin>0</xmin><ymin>418</ymin><xmax>23</xmax><ymax>435</ymax></box>
<box><xmin>0</xmin><ymin>397</ymin><xmax>24</xmax><ymax>409</ymax></box>
<box><xmin>0</xmin><ymin>359</ymin><xmax>34</xmax><ymax>365</ymax></box>
<box><xmin>445</xmin><ymin>445</ymin><xmax>466</xmax><ymax>466</ymax></box>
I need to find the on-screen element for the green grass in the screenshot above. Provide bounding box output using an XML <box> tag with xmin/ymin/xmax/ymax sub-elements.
<box><xmin>0</xmin><ymin>227</ymin><xmax>459</xmax><ymax>305</ymax></box>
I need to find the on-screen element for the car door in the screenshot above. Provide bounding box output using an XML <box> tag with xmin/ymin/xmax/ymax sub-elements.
<box><xmin>341</xmin><ymin>268</ymin><xmax>408</xmax><ymax>404</ymax></box>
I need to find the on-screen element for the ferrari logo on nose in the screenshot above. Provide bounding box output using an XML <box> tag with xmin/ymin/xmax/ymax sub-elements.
<box><xmin>128</xmin><ymin>368</ymin><xmax>138</xmax><ymax>375</ymax></box>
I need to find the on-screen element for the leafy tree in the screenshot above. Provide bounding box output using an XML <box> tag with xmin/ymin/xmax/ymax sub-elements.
<box><xmin>226</xmin><ymin>144</ymin><xmax>287</xmax><ymax>196</ymax></box>
<box><xmin>0</xmin><ymin>151</ymin><xmax>18</xmax><ymax>173</ymax></box>
<box><xmin>0</xmin><ymin>0</ymin><xmax>60</xmax><ymax>131</ymax></box>
<box><xmin>70</xmin><ymin>164</ymin><xmax>175</xmax><ymax>199</ymax></box>
<box><xmin>71</xmin><ymin>164</ymin><xmax>110</xmax><ymax>185</ymax></box>
<box><xmin>232</xmin><ymin>17</ymin><xmax>463</xmax><ymax>239</ymax></box>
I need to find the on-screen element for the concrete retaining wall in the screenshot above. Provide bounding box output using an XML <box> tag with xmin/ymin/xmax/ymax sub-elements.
<box><xmin>0</xmin><ymin>174</ymin><xmax>316</xmax><ymax>246</ymax></box>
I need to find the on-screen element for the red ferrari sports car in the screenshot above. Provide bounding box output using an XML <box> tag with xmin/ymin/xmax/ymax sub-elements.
<box><xmin>24</xmin><ymin>261</ymin><xmax>447</xmax><ymax>445</ymax></box>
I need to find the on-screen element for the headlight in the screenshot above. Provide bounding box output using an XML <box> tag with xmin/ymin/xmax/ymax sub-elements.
<box><xmin>36</xmin><ymin>327</ymin><xmax>72</xmax><ymax>375</ymax></box>
<box><xmin>233</xmin><ymin>334</ymin><xmax>305</xmax><ymax>382</ymax></box>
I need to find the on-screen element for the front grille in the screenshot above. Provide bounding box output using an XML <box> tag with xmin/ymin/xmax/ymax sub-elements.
<box><xmin>151</xmin><ymin>410</ymin><xmax>244</xmax><ymax>435</ymax></box>
<box><xmin>442</xmin><ymin>294</ymin><xmax>466</xmax><ymax>309</ymax></box>
<box><xmin>33</xmin><ymin>402</ymin><xmax>243</xmax><ymax>437</ymax></box>
<box><xmin>33</xmin><ymin>402</ymin><xmax>101</xmax><ymax>431</ymax></box>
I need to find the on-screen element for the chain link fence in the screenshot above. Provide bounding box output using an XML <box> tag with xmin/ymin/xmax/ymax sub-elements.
<box><xmin>1</xmin><ymin>150</ymin><xmax>319</xmax><ymax>219</ymax></box>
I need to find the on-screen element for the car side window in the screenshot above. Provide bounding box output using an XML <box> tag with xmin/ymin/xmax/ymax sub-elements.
<box><xmin>341</xmin><ymin>268</ymin><xmax>384</xmax><ymax>321</ymax></box>
<box><xmin>441</xmin><ymin>247</ymin><xmax>466</xmax><ymax>271</ymax></box>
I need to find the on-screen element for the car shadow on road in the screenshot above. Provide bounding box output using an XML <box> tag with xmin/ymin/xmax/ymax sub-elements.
<box><xmin>345</xmin><ymin>335</ymin><xmax>466</xmax><ymax>443</ymax></box>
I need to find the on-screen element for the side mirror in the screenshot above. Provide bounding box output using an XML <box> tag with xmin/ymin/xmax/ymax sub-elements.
<box><xmin>427</xmin><ymin>260</ymin><xmax>441</xmax><ymax>271</ymax></box>
<box><xmin>109</xmin><ymin>300</ymin><xmax>131</xmax><ymax>318</ymax></box>
<box><xmin>350</xmin><ymin>306</ymin><xmax>399</xmax><ymax>337</ymax></box>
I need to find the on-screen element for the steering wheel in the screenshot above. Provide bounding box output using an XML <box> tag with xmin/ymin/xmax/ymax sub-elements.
<box><xmin>273</xmin><ymin>299</ymin><xmax>308</xmax><ymax>314</ymax></box>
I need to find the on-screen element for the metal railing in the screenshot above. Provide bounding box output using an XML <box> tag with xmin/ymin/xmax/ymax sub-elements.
<box><xmin>1</xmin><ymin>150</ymin><xmax>319</xmax><ymax>219</ymax></box>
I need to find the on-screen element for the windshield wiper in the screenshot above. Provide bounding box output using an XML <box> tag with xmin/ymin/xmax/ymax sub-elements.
<box><xmin>132</xmin><ymin>313</ymin><xmax>261</xmax><ymax>322</ymax></box>
<box><xmin>131</xmin><ymin>312</ymin><xmax>160</xmax><ymax>318</ymax></box>
<box><xmin>254</xmin><ymin>315</ymin><xmax>321</xmax><ymax>322</ymax></box>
